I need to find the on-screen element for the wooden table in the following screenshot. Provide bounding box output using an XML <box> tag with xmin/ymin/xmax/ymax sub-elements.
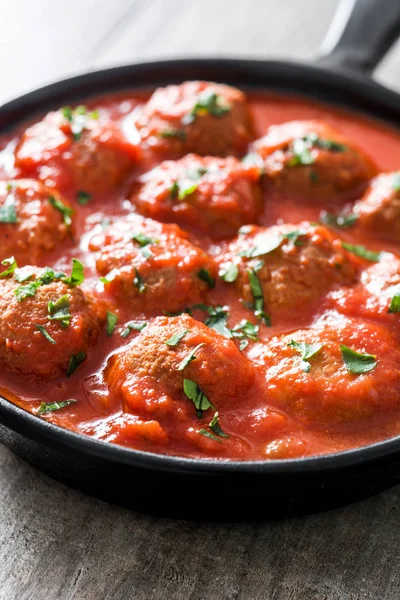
<box><xmin>1</xmin><ymin>1</ymin><xmax>400</xmax><ymax>598</ymax></box>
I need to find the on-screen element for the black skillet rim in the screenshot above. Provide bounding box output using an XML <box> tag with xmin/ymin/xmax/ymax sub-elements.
<box><xmin>2</xmin><ymin>56</ymin><xmax>400</xmax><ymax>477</ymax></box>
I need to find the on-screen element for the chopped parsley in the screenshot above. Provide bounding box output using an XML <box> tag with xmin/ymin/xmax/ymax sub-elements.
<box><xmin>15</xmin><ymin>282</ymin><xmax>40</xmax><ymax>302</ymax></box>
<box><xmin>201</xmin><ymin>305</ymin><xmax>232</xmax><ymax>338</ymax></box>
<box><xmin>67</xmin><ymin>351</ymin><xmax>86</xmax><ymax>377</ymax></box>
<box><xmin>76</xmin><ymin>191</ymin><xmax>91</xmax><ymax>206</ymax></box>
<box><xmin>106</xmin><ymin>311</ymin><xmax>118</xmax><ymax>336</ymax></box>
<box><xmin>197</xmin><ymin>268</ymin><xmax>215</xmax><ymax>288</ymax></box>
<box><xmin>199</xmin><ymin>412</ymin><xmax>229</xmax><ymax>441</ymax></box>
<box><xmin>341</xmin><ymin>242</ymin><xmax>381</xmax><ymax>262</ymax></box>
<box><xmin>238</xmin><ymin>230</ymin><xmax>306</xmax><ymax>259</ymax></box>
<box><xmin>287</xmin><ymin>133</ymin><xmax>346</xmax><ymax>167</ymax></box>
<box><xmin>14</xmin><ymin>262</ymin><xmax>82</xmax><ymax>302</ymax></box>
<box><xmin>288</xmin><ymin>339</ymin><xmax>323</xmax><ymax>372</ymax></box>
<box><xmin>231</xmin><ymin>319</ymin><xmax>259</xmax><ymax>350</ymax></box>
<box><xmin>49</xmin><ymin>196</ymin><xmax>73</xmax><ymax>227</ymax></box>
<box><xmin>132</xmin><ymin>232</ymin><xmax>158</xmax><ymax>259</ymax></box>
<box><xmin>320</xmin><ymin>210</ymin><xmax>358</xmax><ymax>229</ymax></box>
<box><xmin>133</xmin><ymin>268</ymin><xmax>145</xmax><ymax>293</ymax></box>
<box><xmin>48</xmin><ymin>295</ymin><xmax>71</xmax><ymax>328</ymax></box>
<box><xmin>247</xmin><ymin>266</ymin><xmax>270</xmax><ymax>326</ymax></box>
<box><xmin>183</xmin><ymin>378</ymin><xmax>215</xmax><ymax>417</ymax></box>
<box><xmin>340</xmin><ymin>344</ymin><xmax>377</xmax><ymax>374</ymax></box>
<box><xmin>0</xmin><ymin>256</ymin><xmax>17</xmax><ymax>279</ymax></box>
<box><xmin>159</xmin><ymin>128</ymin><xmax>187</xmax><ymax>140</ymax></box>
<box><xmin>389</xmin><ymin>291</ymin><xmax>400</xmax><ymax>314</ymax></box>
<box><xmin>177</xmin><ymin>343</ymin><xmax>204</xmax><ymax>371</ymax></box>
<box><xmin>0</xmin><ymin>203</ymin><xmax>17</xmax><ymax>224</ymax></box>
<box><xmin>392</xmin><ymin>172</ymin><xmax>400</xmax><ymax>192</ymax></box>
<box><xmin>121</xmin><ymin>320</ymin><xmax>147</xmax><ymax>338</ymax></box>
<box><xmin>34</xmin><ymin>324</ymin><xmax>56</xmax><ymax>345</ymax></box>
<box><xmin>182</xmin><ymin>91</ymin><xmax>231</xmax><ymax>125</ymax></box>
<box><xmin>61</xmin><ymin>105</ymin><xmax>99</xmax><ymax>141</ymax></box>
<box><xmin>170</xmin><ymin>179</ymin><xmax>198</xmax><ymax>201</ymax></box>
<box><xmin>62</xmin><ymin>258</ymin><xmax>85</xmax><ymax>286</ymax></box>
<box><xmin>99</xmin><ymin>269</ymin><xmax>117</xmax><ymax>285</ymax></box>
<box><xmin>37</xmin><ymin>399</ymin><xmax>76</xmax><ymax>416</ymax></box>
<box><xmin>220</xmin><ymin>262</ymin><xmax>239</xmax><ymax>283</ymax></box>
<box><xmin>165</xmin><ymin>329</ymin><xmax>190</xmax><ymax>347</ymax></box>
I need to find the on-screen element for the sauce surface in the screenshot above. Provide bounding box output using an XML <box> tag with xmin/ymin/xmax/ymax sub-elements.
<box><xmin>2</xmin><ymin>84</ymin><xmax>400</xmax><ymax>461</ymax></box>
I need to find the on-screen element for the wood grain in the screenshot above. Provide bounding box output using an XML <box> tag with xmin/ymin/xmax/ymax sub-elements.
<box><xmin>1</xmin><ymin>1</ymin><xmax>400</xmax><ymax>598</ymax></box>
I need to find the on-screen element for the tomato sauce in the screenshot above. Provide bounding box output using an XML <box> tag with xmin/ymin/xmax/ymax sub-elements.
<box><xmin>2</xmin><ymin>87</ymin><xmax>400</xmax><ymax>461</ymax></box>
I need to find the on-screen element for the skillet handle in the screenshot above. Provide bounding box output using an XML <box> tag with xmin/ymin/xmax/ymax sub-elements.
<box><xmin>317</xmin><ymin>0</ymin><xmax>400</xmax><ymax>75</ymax></box>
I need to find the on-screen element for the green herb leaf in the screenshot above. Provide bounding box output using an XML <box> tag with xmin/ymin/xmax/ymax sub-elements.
<box><xmin>209</xmin><ymin>411</ymin><xmax>229</xmax><ymax>438</ymax></box>
<box><xmin>99</xmin><ymin>269</ymin><xmax>117</xmax><ymax>285</ymax></box>
<box><xmin>204</xmin><ymin>305</ymin><xmax>232</xmax><ymax>338</ymax></box>
<box><xmin>159</xmin><ymin>128</ymin><xmax>187</xmax><ymax>140</ymax></box>
<box><xmin>197</xmin><ymin>268</ymin><xmax>215</xmax><ymax>288</ymax></box>
<box><xmin>106</xmin><ymin>312</ymin><xmax>118</xmax><ymax>336</ymax></box>
<box><xmin>288</xmin><ymin>339</ymin><xmax>323</xmax><ymax>372</ymax></box>
<box><xmin>121</xmin><ymin>320</ymin><xmax>147</xmax><ymax>338</ymax></box>
<box><xmin>320</xmin><ymin>210</ymin><xmax>358</xmax><ymax>229</ymax></box>
<box><xmin>220</xmin><ymin>262</ymin><xmax>239</xmax><ymax>283</ymax></box>
<box><xmin>67</xmin><ymin>351</ymin><xmax>86</xmax><ymax>377</ymax></box>
<box><xmin>183</xmin><ymin>378</ymin><xmax>215</xmax><ymax>417</ymax></box>
<box><xmin>37</xmin><ymin>399</ymin><xmax>76</xmax><ymax>416</ymax></box>
<box><xmin>340</xmin><ymin>344</ymin><xmax>377</xmax><ymax>374</ymax></box>
<box><xmin>15</xmin><ymin>282</ymin><xmax>39</xmax><ymax>302</ymax></box>
<box><xmin>198</xmin><ymin>428</ymin><xmax>222</xmax><ymax>442</ymax></box>
<box><xmin>247</xmin><ymin>268</ymin><xmax>270</xmax><ymax>326</ymax></box>
<box><xmin>231</xmin><ymin>319</ymin><xmax>259</xmax><ymax>344</ymax></box>
<box><xmin>238</xmin><ymin>235</ymin><xmax>283</xmax><ymax>259</ymax></box>
<box><xmin>165</xmin><ymin>329</ymin><xmax>190</xmax><ymax>347</ymax></box>
<box><xmin>177</xmin><ymin>343</ymin><xmax>204</xmax><ymax>371</ymax></box>
<box><xmin>392</xmin><ymin>172</ymin><xmax>400</xmax><ymax>192</ymax></box>
<box><xmin>341</xmin><ymin>242</ymin><xmax>381</xmax><ymax>262</ymax></box>
<box><xmin>76</xmin><ymin>190</ymin><xmax>91</xmax><ymax>206</ymax></box>
<box><xmin>182</xmin><ymin>91</ymin><xmax>231</xmax><ymax>125</ymax></box>
<box><xmin>49</xmin><ymin>196</ymin><xmax>73</xmax><ymax>227</ymax></box>
<box><xmin>34</xmin><ymin>324</ymin><xmax>56</xmax><ymax>345</ymax></box>
<box><xmin>62</xmin><ymin>258</ymin><xmax>85</xmax><ymax>286</ymax></box>
<box><xmin>389</xmin><ymin>291</ymin><xmax>400</xmax><ymax>314</ymax></box>
<box><xmin>61</xmin><ymin>105</ymin><xmax>98</xmax><ymax>141</ymax></box>
<box><xmin>287</xmin><ymin>138</ymin><xmax>315</xmax><ymax>166</ymax></box>
<box><xmin>48</xmin><ymin>294</ymin><xmax>71</xmax><ymax>328</ymax></box>
<box><xmin>0</xmin><ymin>203</ymin><xmax>17</xmax><ymax>224</ymax></box>
<box><xmin>132</xmin><ymin>232</ymin><xmax>158</xmax><ymax>259</ymax></box>
<box><xmin>0</xmin><ymin>256</ymin><xmax>17</xmax><ymax>279</ymax></box>
<box><xmin>133</xmin><ymin>268</ymin><xmax>145</xmax><ymax>293</ymax></box>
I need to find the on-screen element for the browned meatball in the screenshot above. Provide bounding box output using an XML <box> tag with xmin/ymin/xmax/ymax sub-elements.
<box><xmin>257</xmin><ymin>313</ymin><xmax>400</xmax><ymax>424</ymax></box>
<box><xmin>252</xmin><ymin>120</ymin><xmax>376</xmax><ymax>200</ymax></box>
<box><xmin>89</xmin><ymin>215</ymin><xmax>218</xmax><ymax>313</ymax></box>
<box><xmin>353</xmin><ymin>172</ymin><xmax>400</xmax><ymax>242</ymax></box>
<box><xmin>219</xmin><ymin>222</ymin><xmax>359</xmax><ymax>320</ymax></box>
<box><xmin>134</xmin><ymin>81</ymin><xmax>253</xmax><ymax>157</ymax></box>
<box><xmin>0</xmin><ymin>265</ymin><xmax>100</xmax><ymax>379</ymax></box>
<box><xmin>14</xmin><ymin>107</ymin><xmax>140</xmax><ymax>194</ymax></box>
<box><xmin>0</xmin><ymin>179</ymin><xmax>73</xmax><ymax>266</ymax></box>
<box><xmin>106</xmin><ymin>315</ymin><xmax>255</xmax><ymax>417</ymax></box>
<box><xmin>130</xmin><ymin>154</ymin><xmax>262</xmax><ymax>238</ymax></box>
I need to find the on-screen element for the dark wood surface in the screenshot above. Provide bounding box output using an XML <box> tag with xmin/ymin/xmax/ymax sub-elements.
<box><xmin>1</xmin><ymin>1</ymin><xmax>400</xmax><ymax>598</ymax></box>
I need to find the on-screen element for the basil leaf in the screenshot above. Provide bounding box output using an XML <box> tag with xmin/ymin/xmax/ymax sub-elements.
<box><xmin>132</xmin><ymin>232</ymin><xmax>158</xmax><ymax>247</ymax></box>
<box><xmin>0</xmin><ymin>256</ymin><xmax>17</xmax><ymax>279</ymax></box>
<box><xmin>341</xmin><ymin>242</ymin><xmax>381</xmax><ymax>262</ymax></box>
<box><xmin>76</xmin><ymin>190</ymin><xmax>91</xmax><ymax>206</ymax></box>
<box><xmin>159</xmin><ymin>128</ymin><xmax>187</xmax><ymax>140</ymax></box>
<box><xmin>0</xmin><ymin>203</ymin><xmax>17</xmax><ymax>224</ymax></box>
<box><xmin>288</xmin><ymin>339</ymin><xmax>323</xmax><ymax>372</ymax></box>
<box><xmin>49</xmin><ymin>196</ymin><xmax>73</xmax><ymax>227</ymax></box>
<box><xmin>389</xmin><ymin>292</ymin><xmax>400</xmax><ymax>314</ymax></box>
<box><xmin>177</xmin><ymin>343</ymin><xmax>204</xmax><ymax>371</ymax></box>
<box><xmin>220</xmin><ymin>262</ymin><xmax>239</xmax><ymax>283</ymax></box>
<box><xmin>320</xmin><ymin>210</ymin><xmax>358</xmax><ymax>229</ymax></box>
<box><xmin>209</xmin><ymin>411</ymin><xmax>229</xmax><ymax>438</ymax></box>
<box><xmin>231</xmin><ymin>319</ymin><xmax>259</xmax><ymax>343</ymax></box>
<box><xmin>165</xmin><ymin>329</ymin><xmax>189</xmax><ymax>347</ymax></box>
<box><xmin>34</xmin><ymin>324</ymin><xmax>56</xmax><ymax>345</ymax></box>
<box><xmin>48</xmin><ymin>294</ymin><xmax>71</xmax><ymax>328</ymax></box>
<box><xmin>247</xmin><ymin>268</ymin><xmax>270</xmax><ymax>326</ymax></box>
<box><xmin>197</xmin><ymin>268</ymin><xmax>215</xmax><ymax>288</ymax></box>
<box><xmin>182</xmin><ymin>91</ymin><xmax>231</xmax><ymax>125</ymax></box>
<box><xmin>67</xmin><ymin>351</ymin><xmax>86</xmax><ymax>376</ymax></box>
<box><xmin>62</xmin><ymin>259</ymin><xmax>85</xmax><ymax>286</ymax></box>
<box><xmin>340</xmin><ymin>344</ymin><xmax>377</xmax><ymax>374</ymax></box>
<box><xmin>199</xmin><ymin>428</ymin><xmax>222</xmax><ymax>442</ymax></box>
<box><xmin>183</xmin><ymin>378</ymin><xmax>215</xmax><ymax>417</ymax></box>
<box><xmin>106</xmin><ymin>312</ymin><xmax>118</xmax><ymax>336</ymax></box>
<box><xmin>121</xmin><ymin>320</ymin><xmax>147</xmax><ymax>338</ymax></box>
<box><xmin>238</xmin><ymin>235</ymin><xmax>283</xmax><ymax>259</ymax></box>
<box><xmin>15</xmin><ymin>272</ymin><xmax>33</xmax><ymax>283</ymax></box>
<box><xmin>99</xmin><ymin>269</ymin><xmax>117</xmax><ymax>285</ymax></box>
<box><xmin>133</xmin><ymin>268</ymin><xmax>145</xmax><ymax>293</ymax></box>
<box><xmin>37</xmin><ymin>399</ymin><xmax>76</xmax><ymax>416</ymax></box>
<box><xmin>15</xmin><ymin>282</ymin><xmax>39</xmax><ymax>301</ymax></box>
<box><xmin>204</xmin><ymin>306</ymin><xmax>232</xmax><ymax>338</ymax></box>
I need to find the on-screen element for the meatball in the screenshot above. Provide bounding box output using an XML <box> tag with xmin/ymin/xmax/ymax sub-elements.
<box><xmin>0</xmin><ymin>179</ymin><xmax>73</xmax><ymax>266</ymax></box>
<box><xmin>220</xmin><ymin>222</ymin><xmax>359</xmax><ymax>320</ymax></box>
<box><xmin>353</xmin><ymin>172</ymin><xmax>400</xmax><ymax>242</ymax></box>
<box><xmin>0</xmin><ymin>266</ymin><xmax>100</xmax><ymax>379</ymax></box>
<box><xmin>134</xmin><ymin>81</ymin><xmax>253</xmax><ymax>157</ymax></box>
<box><xmin>106</xmin><ymin>315</ymin><xmax>255</xmax><ymax>418</ymax></box>
<box><xmin>89</xmin><ymin>215</ymin><xmax>218</xmax><ymax>313</ymax></box>
<box><xmin>130</xmin><ymin>154</ymin><xmax>262</xmax><ymax>238</ymax></box>
<box><xmin>257</xmin><ymin>313</ymin><xmax>400</xmax><ymax>424</ymax></box>
<box><xmin>14</xmin><ymin>107</ymin><xmax>140</xmax><ymax>194</ymax></box>
<box><xmin>252</xmin><ymin>120</ymin><xmax>376</xmax><ymax>200</ymax></box>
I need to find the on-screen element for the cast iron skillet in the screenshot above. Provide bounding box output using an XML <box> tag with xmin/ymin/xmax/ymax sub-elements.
<box><xmin>1</xmin><ymin>0</ymin><xmax>400</xmax><ymax>520</ymax></box>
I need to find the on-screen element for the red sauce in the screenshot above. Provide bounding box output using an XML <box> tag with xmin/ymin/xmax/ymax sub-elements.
<box><xmin>2</xmin><ymin>87</ymin><xmax>400</xmax><ymax>461</ymax></box>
